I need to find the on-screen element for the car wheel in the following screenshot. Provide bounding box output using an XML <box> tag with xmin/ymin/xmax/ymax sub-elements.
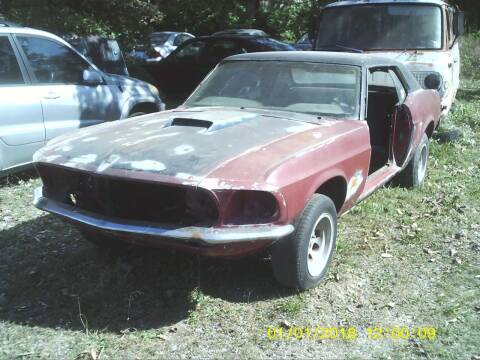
<box><xmin>271</xmin><ymin>194</ymin><xmax>337</xmax><ymax>290</ymax></box>
<box><xmin>396</xmin><ymin>133</ymin><xmax>429</xmax><ymax>188</ymax></box>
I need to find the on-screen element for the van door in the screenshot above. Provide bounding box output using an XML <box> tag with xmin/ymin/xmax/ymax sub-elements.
<box><xmin>0</xmin><ymin>35</ymin><xmax>45</xmax><ymax>171</ymax></box>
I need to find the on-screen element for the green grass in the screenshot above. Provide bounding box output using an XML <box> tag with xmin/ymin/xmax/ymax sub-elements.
<box><xmin>1</xmin><ymin>50</ymin><xmax>480</xmax><ymax>360</ymax></box>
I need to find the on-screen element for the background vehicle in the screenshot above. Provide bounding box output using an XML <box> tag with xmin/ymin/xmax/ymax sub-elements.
<box><xmin>145</xmin><ymin>31</ymin><xmax>194</xmax><ymax>62</ymax></box>
<box><xmin>212</xmin><ymin>29</ymin><xmax>268</xmax><ymax>37</ymax></box>
<box><xmin>66</xmin><ymin>35</ymin><xmax>129</xmax><ymax>76</ymax></box>
<box><xmin>314</xmin><ymin>0</ymin><xmax>465</xmax><ymax>119</ymax></box>
<box><xmin>0</xmin><ymin>25</ymin><xmax>164</xmax><ymax>176</ymax></box>
<box><xmin>146</xmin><ymin>34</ymin><xmax>295</xmax><ymax>105</ymax></box>
<box><xmin>33</xmin><ymin>52</ymin><xmax>441</xmax><ymax>290</ymax></box>
<box><xmin>292</xmin><ymin>33</ymin><xmax>313</xmax><ymax>50</ymax></box>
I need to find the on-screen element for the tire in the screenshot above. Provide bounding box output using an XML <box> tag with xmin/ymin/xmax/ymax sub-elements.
<box><xmin>395</xmin><ymin>133</ymin><xmax>429</xmax><ymax>188</ymax></box>
<box><xmin>271</xmin><ymin>194</ymin><xmax>337</xmax><ymax>290</ymax></box>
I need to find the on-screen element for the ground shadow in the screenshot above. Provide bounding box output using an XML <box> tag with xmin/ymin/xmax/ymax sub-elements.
<box><xmin>0</xmin><ymin>169</ymin><xmax>38</xmax><ymax>188</ymax></box>
<box><xmin>0</xmin><ymin>214</ymin><xmax>292</xmax><ymax>334</ymax></box>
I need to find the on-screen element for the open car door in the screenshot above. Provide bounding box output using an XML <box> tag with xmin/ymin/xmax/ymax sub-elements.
<box><xmin>390</xmin><ymin>104</ymin><xmax>414</xmax><ymax>167</ymax></box>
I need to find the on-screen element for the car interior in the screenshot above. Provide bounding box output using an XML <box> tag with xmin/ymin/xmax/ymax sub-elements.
<box><xmin>366</xmin><ymin>68</ymin><xmax>406</xmax><ymax>174</ymax></box>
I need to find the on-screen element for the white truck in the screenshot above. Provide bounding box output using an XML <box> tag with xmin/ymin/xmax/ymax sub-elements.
<box><xmin>314</xmin><ymin>0</ymin><xmax>465</xmax><ymax>120</ymax></box>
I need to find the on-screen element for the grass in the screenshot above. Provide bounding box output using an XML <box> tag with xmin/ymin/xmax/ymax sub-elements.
<box><xmin>1</xmin><ymin>45</ymin><xmax>480</xmax><ymax>360</ymax></box>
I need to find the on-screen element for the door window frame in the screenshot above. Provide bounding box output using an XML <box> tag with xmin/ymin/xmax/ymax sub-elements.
<box><xmin>0</xmin><ymin>34</ymin><xmax>31</xmax><ymax>87</ymax></box>
<box><xmin>12</xmin><ymin>34</ymin><xmax>94</xmax><ymax>86</ymax></box>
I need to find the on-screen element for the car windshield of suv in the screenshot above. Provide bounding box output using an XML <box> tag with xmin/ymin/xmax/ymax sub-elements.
<box><xmin>185</xmin><ymin>61</ymin><xmax>361</xmax><ymax>119</ymax></box>
<box><xmin>316</xmin><ymin>5</ymin><xmax>442</xmax><ymax>50</ymax></box>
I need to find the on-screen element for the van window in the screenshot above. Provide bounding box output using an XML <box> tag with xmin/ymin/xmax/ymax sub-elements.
<box><xmin>316</xmin><ymin>5</ymin><xmax>443</xmax><ymax>51</ymax></box>
<box><xmin>0</xmin><ymin>36</ymin><xmax>24</xmax><ymax>85</ymax></box>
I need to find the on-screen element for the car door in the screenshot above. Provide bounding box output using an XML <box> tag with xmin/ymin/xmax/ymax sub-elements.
<box><xmin>0</xmin><ymin>34</ymin><xmax>45</xmax><ymax>171</ymax></box>
<box><xmin>152</xmin><ymin>39</ymin><xmax>207</xmax><ymax>99</ymax></box>
<box><xmin>15</xmin><ymin>35</ymin><xmax>120</xmax><ymax>141</ymax></box>
<box><xmin>388</xmin><ymin>70</ymin><xmax>414</xmax><ymax>167</ymax></box>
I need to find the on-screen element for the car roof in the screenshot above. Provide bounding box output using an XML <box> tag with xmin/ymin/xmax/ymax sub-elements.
<box><xmin>225</xmin><ymin>51</ymin><xmax>403</xmax><ymax>67</ymax></box>
<box><xmin>0</xmin><ymin>26</ymin><xmax>63</xmax><ymax>39</ymax></box>
<box><xmin>224</xmin><ymin>51</ymin><xmax>421</xmax><ymax>90</ymax></box>
<box><xmin>212</xmin><ymin>29</ymin><xmax>268</xmax><ymax>37</ymax></box>
<box><xmin>325</xmin><ymin>0</ymin><xmax>447</xmax><ymax>8</ymax></box>
<box><xmin>0</xmin><ymin>26</ymin><xmax>101</xmax><ymax>71</ymax></box>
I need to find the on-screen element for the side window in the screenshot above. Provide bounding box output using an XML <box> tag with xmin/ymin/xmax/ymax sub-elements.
<box><xmin>174</xmin><ymin>40</ymin><xmax>206</xmax><ymax>63</ymax></box>
<box><xmin>0</xmin><ymin>36</ymin><xmax>24</xmax><ymax>85</ymax></box>
<box><xmin>203</xmin><ymin>40</ymin><xmax>246</xmax><ymax>64</ymax></box>
<box><xmin>447</xmin><ymin>8</ymin><xmax>455</xmax><ymax>48</ymax></box>
<box><xmin>389</xmin><ymin>70</ymin><xmax>407</xmax><ymax>103</ymax></box>
<box><xmin>17</xmin><ymin>36</ymin><xmax>92</xmax><ymax>84</ymax></box>
<box><xmin>173</xmin><ymin>34</ymin><xmax>191</xmax><ymax>47</ymax></box>
<box><xmin>368</xmin><ymin>68</ymin><xmax>407</xmax><ymax>104</ymax></box>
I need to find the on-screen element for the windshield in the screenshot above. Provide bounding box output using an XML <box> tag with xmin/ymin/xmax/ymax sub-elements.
<box><xmin>316</xmin><ymin>5</ymin><xmax>442</xmax><ymax>51</ymax></box>
<box><xmin>185</xmin><ymin>61</ymin><xmax>362</xmax><ymax>119</ymax></box>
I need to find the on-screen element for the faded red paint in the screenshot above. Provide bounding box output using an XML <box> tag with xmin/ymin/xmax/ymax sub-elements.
<box><xmin>33</xmin><ymin>59</ymin><xmax>441</xmax><ymax>258</ymax></box>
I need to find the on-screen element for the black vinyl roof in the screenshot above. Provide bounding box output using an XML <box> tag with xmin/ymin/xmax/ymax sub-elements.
<box><xmin>226</xmin><ymin>51</ymin><xmax>402</xmax><ymax>67</ymax></box>
<box><xmin>224</xmin><ymin>51</ymin><xmax>421</xmax><ymax>90</ymax></box>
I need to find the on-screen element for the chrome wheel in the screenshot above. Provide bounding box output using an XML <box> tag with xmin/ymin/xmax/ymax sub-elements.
<box><xmin>307</xmin><ymin>213</ymin><xmax>334</xmax><ymax>277</ymax></box>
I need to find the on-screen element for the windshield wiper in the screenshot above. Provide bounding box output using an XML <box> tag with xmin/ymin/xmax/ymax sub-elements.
<box><xmin>317</xmin><ymin>44</ymin><xmax>364</xmax><ymax>53</ymax></box>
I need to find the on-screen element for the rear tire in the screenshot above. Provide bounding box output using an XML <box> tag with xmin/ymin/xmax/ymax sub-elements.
<box><xmin>395</xmin><ymin>133</ymin><xmax>429</xmax><ymax>188</ymax></box>
<box><xmin>271</xmin><ymin>194</ymin><xmax>337</xmax><ymax>290</ymax></box>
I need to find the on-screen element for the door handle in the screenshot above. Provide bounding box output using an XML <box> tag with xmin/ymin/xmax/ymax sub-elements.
<box><xmin>43</xmin><ymin>92</ymin><xmax>60</xmax><ymax>100</ymax></box>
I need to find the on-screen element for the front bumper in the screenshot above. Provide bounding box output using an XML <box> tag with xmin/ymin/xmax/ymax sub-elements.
<box><xmin>33</xmin><ymin>187</ymin><xmax>294</xmax><ymax>245</ymax></box>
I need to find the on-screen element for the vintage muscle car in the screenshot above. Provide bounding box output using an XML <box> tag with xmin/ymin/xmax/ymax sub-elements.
<box><xmin>33</xmin><ymin>52</ymin><xmax>441</xmax><ymax>289</ymax></box>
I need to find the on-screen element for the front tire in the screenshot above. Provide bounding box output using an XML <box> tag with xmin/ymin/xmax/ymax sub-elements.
<box><xmin>395</xmin><ymin>133</ymin><xmax>429</xmax><ymax>188</ymax></box>
<box><xmin>271</xmin><ymin>194</ymin><xmax>337</xmax><ymax>290</ymax></box>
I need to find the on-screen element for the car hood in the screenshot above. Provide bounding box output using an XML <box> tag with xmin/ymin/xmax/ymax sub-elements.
<box><xmin>34</xmin><ymin>108</ymin><xmax>359</xmax><ymax>187</ymax></box>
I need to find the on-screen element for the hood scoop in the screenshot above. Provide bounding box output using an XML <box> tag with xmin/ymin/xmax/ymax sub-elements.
<box><xmin>167</xmin><ymin>112</ymin><xmax>257</xmax><ymax>132</ymax></box>
<box><xmin>171</xmin><ymin>118</ymin><xmax>213</xmax><ymax>129</ymax></box>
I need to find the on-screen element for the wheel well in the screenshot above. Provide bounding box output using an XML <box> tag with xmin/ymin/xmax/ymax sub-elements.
<box><xmin>425</xmin><ymin>121</ymin><xmax>435</xmax><ymax>138</ymax></box>
<box><xmin>129</xmin><ymin>102</ymin><xmax>159</xmax><ymax>115</ymax></box>
<box><xmin>315</xmin><ymin>176</ymin><xmax>347</xmax><ymax>213</ymax></box>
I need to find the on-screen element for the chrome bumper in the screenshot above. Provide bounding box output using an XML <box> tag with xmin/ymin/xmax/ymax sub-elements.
<box><xmin>33</xmin><ymin>187</ymin><xmax>294</xmax><ymax>245</ymax></box>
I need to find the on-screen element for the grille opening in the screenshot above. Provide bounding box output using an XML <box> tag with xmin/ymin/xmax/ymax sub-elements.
<box><xmin>37</xmin><ymin>165</ymin><xmax>219</xmax><ymax>227</ymax></box>
<box><xmin>171</xmin><ymin>118</ymin><xmax>213</xmax><ymax>129</ymax></box>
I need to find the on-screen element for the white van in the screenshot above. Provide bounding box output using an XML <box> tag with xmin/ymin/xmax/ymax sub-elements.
<box><xmin>314</xmin><ymin>0</ymin><xmax>465</xmax><ymax>120</ymax></box>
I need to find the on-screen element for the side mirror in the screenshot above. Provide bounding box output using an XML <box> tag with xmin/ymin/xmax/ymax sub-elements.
<box><xmin>453</xmin><ymin>11</ymin><xmax>466</xmax><ymax>37</ymax></box>
<box><xmin>82</xmin><ymin>69</ymin><xmax>104</xmax><ymax>86</ymax></box>
<box><xmin>424</xmin><ymin>73</ymin><xmax>442</xmax><ymax>91</ymax></box>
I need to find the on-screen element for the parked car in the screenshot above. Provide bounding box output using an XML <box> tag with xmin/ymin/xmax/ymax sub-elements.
<box><xmin>212</xmin><ymin>29</ymin><xmax>268</xmax><ymax>37</ymax></box>
<box><xmin>146</xmin><ymin>35</ymin><xmax>295</xmax><ymax>103</ymax></box>
<box><xmin>66</xmin><ymin>35</ymin><xmax>129</xmax><ymax>76</ymax></box>
<box><xmin>145</xmin><ymin>31</ymin><xmax>195</xmax><ymax>62</ymax></box>
<box><xmin>128</xmin><ymin>44</ymin><xmax>148</xmax><ymax>61</ymax></box>
<box><xmin>0</xmin><ymin>25</ymin><xmax>164</xmax><ymax>176</ymax></box>
<box><xmin>293</xmin><ymin>33</ymin><xmax>312</xmax><ymax>51</ymax></box>
<box><xmin>314</xmin><ymin>0</ymin><xmax>465</xmax><ymax>120</ymax></box>
<box><xmin>33</xmin><ymin>51</ymin><xmax>441</xmax><ymax>289</ymax></box>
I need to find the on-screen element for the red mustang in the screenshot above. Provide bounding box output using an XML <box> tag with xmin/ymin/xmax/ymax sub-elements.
<box><xmin>33</xmin><ymin>52</ymin><xmax>441</xmax><ymax>290</ymax></box>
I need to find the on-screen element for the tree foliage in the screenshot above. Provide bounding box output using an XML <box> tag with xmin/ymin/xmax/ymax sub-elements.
<box><xmin>0</xmin><ymin>0</ymin><xmax>479</xmax><ymax>48</ymax></box>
